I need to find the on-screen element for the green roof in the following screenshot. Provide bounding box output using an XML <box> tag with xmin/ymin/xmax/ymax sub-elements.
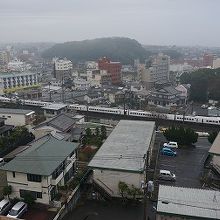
<box><xmin>1</xmin><ymin>134</ymin><xmax>79</xmax><ymax>176</ymax></box>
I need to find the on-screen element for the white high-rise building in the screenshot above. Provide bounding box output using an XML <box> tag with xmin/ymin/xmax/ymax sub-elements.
<box><xmin>53</xmin><ymin>58</ymin><xmax>73</xmax><ymax>80</ymax></box>
<box><xmin>152</xmin><ymin>53</ymin><xmax>170</xmax><ymax>83</ymax></box>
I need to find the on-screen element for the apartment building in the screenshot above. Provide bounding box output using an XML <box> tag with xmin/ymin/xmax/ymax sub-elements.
<box><xmin>1</xmin><ymin>135</ymin><xmax>79</xmax><ymax>204</ymax></box>
<box><xmin>53</xmin><ymin>58</ymin><xmax>73</xmax><ymax>80</ymax></box>
<box><xmin>0</xmin><ymin>72</ymin><xmax>38</xmax><ymax>94</ymax></box>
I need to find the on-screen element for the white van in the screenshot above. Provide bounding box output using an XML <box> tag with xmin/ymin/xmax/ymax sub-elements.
<box><xmin>159</xmin><ymin>170</ymin><xmax>176</xmax><ymax>181</ymax></box>
<box><xmin>163</xmin><ymin>141</ymin><xmax>178</xmax><ymax>149</ymax></box>
<box><xmin>7</xmin><ymin>201</ymin><xmax>27</xmax><ymax>218</ymax></box>
<box><xmin>0</xmin><ymin>199</ymin><xmax>11</xmax><ymax>215</ymax></box>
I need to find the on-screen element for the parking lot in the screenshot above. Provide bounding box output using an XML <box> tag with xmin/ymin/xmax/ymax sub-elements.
<box><xmin>156</xmin><ymin>137</ymin><xmax>211</xmax><ymax>188</ymax></box>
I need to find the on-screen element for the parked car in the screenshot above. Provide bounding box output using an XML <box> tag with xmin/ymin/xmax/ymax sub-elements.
<box><xmin>161</xmin><ymin>147</ymin><xmax>177</xmax><ymax>157</ymax></box>
<box><xmin>159</xmin><ymin>170</ymin><xmax>176</xmax><ymax>181</ymax></box>
<box><xmin>7</xmin><ymin>202</ymin><xmax>27</xmax><ymax>218</ymax></box>
<box><xmin>163</xmin><ymin>141</ymin><xmax>178</xmax><ymax>149</ymax></box>
<box><xmin>0</xmin><ymin>199</ymin><xmax>11</xmax><ymax>215</ymax></box>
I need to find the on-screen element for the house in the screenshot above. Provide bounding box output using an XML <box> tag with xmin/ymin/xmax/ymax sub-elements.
<box><xmin>1</xmin><ymin>134</ymin><xmax>79</xmax><ymax>205</ymax></box>
<box><xmin>88</xmin><ymin>120</ymin><xmax>155</xmax><ymax>197</ymax></box>
<box><xmin>42</xmin><ymin>103</ymin><xmax>67</xmax><ymax>118</ymax></box>
<box><xmin>0</xmin><ymin>118</ymin><xmax>14</xmax><ymax>137</ymax></box>
<box><xmin>148</xmin><ymin>86</ymin><xmax>186</xmax><ymax>107</ymax></box>
<box><xmin>84</xmin><ymin>92</ymin><xmax>103</xmax><ymax>104</ymax></box>
<box><xmin>0</xmin><ymin>108</ymin><xmax>35</xmax><ymax>126</ymax></box>
<box><xmin>157</xmin><ymin>185</ymin><xmax>220</xmax><ymax>220</ymax></box>
<box><xmin>32</xmin><ymin>113</ymin><xmax>83</xmax><ymax>141</ymax></box>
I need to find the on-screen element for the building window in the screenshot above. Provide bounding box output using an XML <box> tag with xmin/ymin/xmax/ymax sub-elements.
<box><xmin>12</xmin><ymin>172</ymin><xmax>15</xmax><ymax>178</ymax></box>
<box><xmin>20</xmin><ymin>189</ymin><xmax>42</xmax><ymax>199</ymax></box>
<box><xmin>27</xmin><ymin>174</ymin><xmax>42</xmax><ymax>182</ymax></box>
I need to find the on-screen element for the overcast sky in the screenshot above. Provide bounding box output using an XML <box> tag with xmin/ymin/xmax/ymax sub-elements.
<box><xmin>0</xmin><ymin>0</ymin><xmax>220</xmax><ymax>46</ymax></box>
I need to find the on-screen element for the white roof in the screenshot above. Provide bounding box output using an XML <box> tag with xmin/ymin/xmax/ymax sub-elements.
<box><xmin>160</xmin><ymin>170</ymin><xmax>171</xmax><ymax>174</ymax></box>
<box><xmin>42</xmin><ymin>103</ymin><xmax>67</xmax><ymax>110</ymax></box>
<box><xmin>88</xmin><ymin>120</ymin><xmax>155</xmax><ymax>172</ymax></box>
<box><xmin>157</xmin><ymin>185</ymin><xmax>220</xmax><ymax>219</ymax></box>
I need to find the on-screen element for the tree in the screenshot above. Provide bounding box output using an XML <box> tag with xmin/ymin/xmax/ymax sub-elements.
<box><xmin>95</xmin><ymin>127</ymin><xmax>100</xmax><ymax>137</ymax></box>
<box><xmin>118</xmin><ymin>181</ymin><xmax>129</xmax><ymax>198</ymax></box>
<box><xmin>3</xmin><ymin>185</ymin><xmax>12</xmax><ymax>199</ymax></box>
<box><xmin>208</xmin><ymin>132</ymin><xmax>218</xmax><ymax>144</ymax></box>
<box><xmin>100</xmin><ymin>126</ymin><xmax>107</xmax><ymax>140</ymax></box>
<box><xmin>85</xmin><ymin>128</ymin><xmax>92</xmax><ymax>137</ymax></box>
<box><xmin>164</xmin><ymin>126</ymin><xmax>198</xmax><ymax>146</ymax></box>
<box><xmin>127</xmin><ymin>185</ymin><xmax>142</xmax><ymax>200</ymax></box>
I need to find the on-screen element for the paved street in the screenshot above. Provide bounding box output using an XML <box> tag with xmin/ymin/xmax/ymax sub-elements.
<box><xmin>156</xmin><ymin>137</ymin><xmax>211</xmax><ymax>188</ymax></box>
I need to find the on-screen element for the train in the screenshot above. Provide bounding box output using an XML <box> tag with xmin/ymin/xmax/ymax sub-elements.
<box><xmin>0</xmin><ymin>96</ymin><xmax>220</xmax><ymax>126</ymax></box>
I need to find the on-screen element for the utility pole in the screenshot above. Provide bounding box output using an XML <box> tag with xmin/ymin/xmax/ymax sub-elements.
<box><xmin>61</xmin><ymin>75</ymin><xmax>64</xmax><ymax>103</ymax></box>
<box><xmin>143</xmin><ymin>151</ymin><xmax>150</xmax><ymax>220</ymax></box>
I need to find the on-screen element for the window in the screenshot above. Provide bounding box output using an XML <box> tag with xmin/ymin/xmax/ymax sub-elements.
<box><xmin>20</xmin><ymin>189</ymin><xmax>42</xmax><ymax>199</ymax></box>
<box><xmin>27</xmin><ymin>174</ymin><xmax>42</xmax><ymax>182</ymax></box>
<box><xmin>12</xmin><ymin>172</ymin><xmax>15</xmax><ymax>178</ymax></box>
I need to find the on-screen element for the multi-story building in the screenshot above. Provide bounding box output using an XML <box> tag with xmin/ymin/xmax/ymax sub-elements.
<box><xmin>0</xmin><ymin>108</ymin><xmax>35</xmax><ymax>126</ymax></box>
<box><xmin>152</xmin><ymin>53</ymin><xmax>170</xmax><ymax>84</ymax></box>
<box><xmin>213</xmin><ymin>58</ymin><xmax>220</xmax><ymax>69</ymax></box>
<box><xmin>0</xmin><ymin>51</ymin><xmax>10</xmax><ymax>65</ymax></box>
<box><xmin>1</xmin><ymin>134</ymin><xmax>79</xmax><ymax>205</ymax></box>
<box><xmin>98</xmin><ymin>57</ymin><xmax>122</xmax><ymax>85</ymax></box>
<box><xmin>0</xmin><ymin>72</ymin><xmax>38</xmax><ymax>94</ymax></box>
<box><xmin>89</xmin><ymin>120</ymin><xmax>155</xmax><ymax>197</ymax></box>
<box><xmin>203</xmin><ymin>53</ymin><xmax>214</xmax><ymax>67</ymax></box>
<box><xmin>87</xmin><ymin>69</ymin><xmax>110</xmax><ymax>87</ymax></box>
<box><xmin>53</xmin><ymin>58</ymin><xmax>73</xmax><ymax>80</ymax></box>
<box><xmin>7</xmin><ymin>59</ymin><xmax>31</xmax><ymax>72</ymax></box>
<box><xmin>73</xmin><ymin>78</ymin><xmax>90</xmax><ymax>90</ymax></box>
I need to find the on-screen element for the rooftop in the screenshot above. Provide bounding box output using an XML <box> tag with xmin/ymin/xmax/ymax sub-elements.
<box><xmin>34</xmin><ymin>113</ymin><xmax>78</xmax><ymax>132</ymax></box>
<box><xmin>1</xmin><ymin>134</ymin><xmax>79</xmax><ymax>176</ymax></box>
<box><xmin>42</xmin><ymin>103</ymin><xmax>67</xmax><ymax>110</ymax></box>
<box><xmin>157</xmin><ymin>185</ymin><xmax>220</xmax><ymax>219</ymax></box>
<box><xmin>209</xmin><ymin>132</ymin><xmax>220</xmax><ymax>156</ymax></box>
<box><xmin>0</xmin><ymin>108</ymin><xmax>35</xmax><ymax>115</ymax></box>
<box><xmin>88</xmin><ymin>120</ymin><xmax>155</xmax><ymax>172</ymax></box>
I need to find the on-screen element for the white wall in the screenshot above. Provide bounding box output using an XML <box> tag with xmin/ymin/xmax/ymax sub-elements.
<box><xmin>93</xmin><ymin>169</ymin><xmax>144</xmax><ymax>196</ymax></box>
<box><xmin>0</xmin><ymin>113</ymin><xmax>25</xmax><ymax>126</ymax></box>
<box><xmin>156</xmin><ymin>214</ymin><xmax>186</xmax><ymax>220</ymax></box>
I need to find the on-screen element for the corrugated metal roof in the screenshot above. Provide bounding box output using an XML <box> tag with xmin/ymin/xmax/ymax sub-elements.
<box><xmin>209</xmin><ymin>132</ymin><xmax>220</xmax><ymax>156</ymax></box>
<box><xmin>88</xmin><ymin>120</ymin><xmax>155</xmax><ymax>172</ymax></box>
<box><xmin>157</xmin><ymin>185</ymin><xmax>220</xmax><ymax>219</ymax></box>
<box><xmin>1</xmin><ymin>135</ymin><xmax>79</xmax><ymax>176</ymax></box>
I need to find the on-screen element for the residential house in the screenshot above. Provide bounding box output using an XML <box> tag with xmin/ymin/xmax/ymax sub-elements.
<box><xmin>42</xmin><ymin>104</ymin><xmax>67</xmax><ymax>118</ymax></box>
<box><xmin>1</xmin><ymin>134</ymin><xmax>79</xmax><ymax>205</ymax></box>
<box><xmin>0</xmin><ymin>118</ymin><xmax>14</xmax><ymax>137</ymax></box>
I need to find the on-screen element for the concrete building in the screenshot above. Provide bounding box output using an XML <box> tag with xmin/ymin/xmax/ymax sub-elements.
<box><xmin>0</xmin><ymin>51</ymin><xmax>10</xmax><ymax>65</ymax></box>
<box><xmin>0</xmin><ymin>72</ymin><xmax>38</xmax><ymax>94</ymax></box>
<box><xmin>138</xmin><ymin>64</ymin><xmax>155</xmax><ymax>90</ymax></box>
<box><xmin>42</xmin><ymin>104</ymin><xmax>67</xmax><ymax>118</ymax></box>
<box><xmin>73</xmin><ymin>78</ymin><xmax>90</xmax><ymax>90</ymax></box>
<box><xmin>7</xmin><ymin>59</ymin><xmax>31</xmax><ymax>72</ymax></box>
<box><xmin>0</xmin><ymin>108</ymin><xmax>35</xmax><ymax>126</ymax></box>
<box><xmin>98</xmin><ymin>57</ymin><xmax>122</xmax><ymax>85</ymax></box>
<box><xmin>87</xmin><ymin>69</ymin><xmax>110</xmax><ymax>87</ymax></box>
<box><xmin>1</xmin><ymin>134</ymin><xmax>79</xmax><ymax>205</ymax></box>
<box><xmin>152</xmin><ymin>53</ymin><xmax>170</xmax><ymax>84</ymax></box>
<box><xmin>89</xmin><ymin>120</ymin><xmax>155</xmax><ymax>197</ymax></box>
<box><xmin>203</xmin><ymin>53</ymin><xmax>214</xmax><ymax>67</ymax></box>
<box><xmin>213</xmin><ymin>58</ymin><xmax>220</xmax><ymax>69</ymax></box>
<box><xmin>157</xmin><ymin>185</ymin><xmax>220</xmax><ymax>220</ymax></box>
<box><xmin>53</xmin><ymin>58</ymin><xmax>73</xmax><ymax>80</ymax></box>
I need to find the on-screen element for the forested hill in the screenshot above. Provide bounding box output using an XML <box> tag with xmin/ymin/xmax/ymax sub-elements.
<box><xmin>180</xmin><ymin>68</ymin><xmax>220</xmax><ymax>102</ymax></box>
<box><xmin>42</xmin><ymin>37</ymin><xmax>151</xmax><ymax>64</ymax></box>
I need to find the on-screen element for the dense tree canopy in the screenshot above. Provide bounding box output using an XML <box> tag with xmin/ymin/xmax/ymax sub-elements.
<box><xmin>164</xmin><ymin>126</ymin><xmax>198</xmax><ymax>146</ymax></box>
<box><xmin>42</xmin><ymin>37</ymin><xmax>151</xmax><ymax>64</ymax></box>
<box><xmin>180</xmin><ymin>68</ymin><xmax>220</xmax><ymax>102</ymax></box>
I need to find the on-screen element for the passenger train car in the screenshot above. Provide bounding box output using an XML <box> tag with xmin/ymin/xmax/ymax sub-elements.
<box><xmin>0</xmin><ymin>96</ymin><xmax>220</xmax><ymax>126</ymax></box>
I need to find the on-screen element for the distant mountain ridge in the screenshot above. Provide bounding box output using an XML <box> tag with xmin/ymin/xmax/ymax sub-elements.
<box><xmin>42</xmin><ymin>37</ymin><xmax>151</xmax><ymax>64</ymax></box>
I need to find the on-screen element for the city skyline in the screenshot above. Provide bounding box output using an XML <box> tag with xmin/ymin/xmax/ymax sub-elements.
<box><xmin>0</xmin><ymin>0</ymin><xmax>220</xmax><ymax>47</ymax></box>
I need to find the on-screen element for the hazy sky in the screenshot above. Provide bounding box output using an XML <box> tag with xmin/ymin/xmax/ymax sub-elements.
<box><xmin>1</xmin><ymin>0</ymin><xmax>220</xmax><ymax>46</ymax></box>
